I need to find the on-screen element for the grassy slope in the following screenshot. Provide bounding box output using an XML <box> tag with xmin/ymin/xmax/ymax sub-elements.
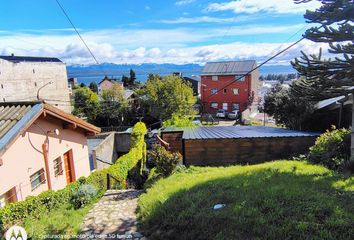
<box><xmin>138</xmin><ymin>161</ymin><xmax>354</xmax><ymax>240</ymax></box>
<box><xmin>22</xmin><ymin>203</ymin><xmax>93</xmax><ymax>239</ymax></box>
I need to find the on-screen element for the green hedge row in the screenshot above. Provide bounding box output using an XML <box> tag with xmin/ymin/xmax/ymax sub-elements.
<box><xmin>0</xmin><ymin>122</ymin><xmax>147</xmax><ymax>232</ymax></box>
<box><xmin>0</xmin><ymin>181</ymin><xmax>80</xmax><ymax>231</ymax></box>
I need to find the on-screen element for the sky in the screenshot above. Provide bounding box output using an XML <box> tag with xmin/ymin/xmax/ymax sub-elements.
<box><xmin>0</xmin><ymin>0</ymin><xmax>327</xmax><ymax>65</ymax></box>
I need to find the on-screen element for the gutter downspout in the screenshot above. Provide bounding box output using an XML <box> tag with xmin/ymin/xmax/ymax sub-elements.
<box><xmin>42</xmin><ymin>141</ymin><xmax>52</xmax><ymax>190</ymax></box>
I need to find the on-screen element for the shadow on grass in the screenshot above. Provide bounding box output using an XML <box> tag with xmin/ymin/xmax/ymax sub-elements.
<box><xmin>140</xmin><ymin>168</ymin><xmax>354</xmax><ymax>240</ymax></box>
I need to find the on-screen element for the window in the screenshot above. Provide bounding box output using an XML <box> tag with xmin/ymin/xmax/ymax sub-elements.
<box><xmin>34</xmin><ymin>82</ymin><xmax>37</xmax><ymax>87</ymax></box>
<box><xmin>33</xmin><ymin>69</ymin><xmax>35</xmax><ymax>74</ymax></box>
<box><xmin>53</xmin><ymin>157</ymin><xmax>63</xmax><ymax>177</ymax></box>
<box><xmin>223</xmin><ymin>88</ymin><xmax>227</xmax><ymax>94</ymax></box>
<box><xmin>232</xmin><ymin>103</ymin><xmax>240</xmax><ymax>110</ymax></box>
<box><xmin>211</xmin><ymin>88</ymin><xmax>217</xmax><ymax>95</ymax></box>
<box><xmin>30</xmin><ymin>169</ymin><xmax>45</xmax><ymax>191</ymax></box>
<box><xmin>212</xmin><ymin>76</ymin><xmax>218</xmax><ymax>81</ymax></box>
<box><xmin>232</xmin><ymin>88</ymin><xmax>239</xmax><ymax>95</ymax></box>
<box><xmin>211</xmin><ymin>102</ymin><xmax>218</xmax><ymax>109</ymax></box>
<box><xmin>235</xmin><ymin>74</ymin><xmax>245</xmax><ymax>81</ymax></box>
<box><xmin>0</xmin><ymin>193</ymin><xmax>6</xmax><ymax>208</ymax></box>
<box><xmin>222</xmin><ymin>103</ymin><xmax>228</xmax><ymax>110</ymax></box>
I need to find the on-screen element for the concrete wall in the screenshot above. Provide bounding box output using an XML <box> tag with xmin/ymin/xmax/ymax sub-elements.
<box><xmin>115</xmin><ymin>132</ymin><xmax>131</xmax><ymax>153</ymax></box>
<box><xmin>92</xmin><ymin>133</ymin><xmax>118</xmax><ymax>170</ymax></box>
<box><xmin>0</xmin><ymin>59</ymin><xmax>71</xmax><ymax>112</ymax></box>
<box><xmin>92</xmin><ymin>132</ymin><xmax>132</xmax><ymax>170</ymax></box>
<box><xmin>0</xmin><ymin>116</ymin><xmax>91</xmax><ymax>204</ymax></box>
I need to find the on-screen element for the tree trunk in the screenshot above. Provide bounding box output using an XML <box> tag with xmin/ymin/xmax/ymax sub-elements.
<box><xmin>351</xmin><ymin>92</ymin><xmax>354</xmax><ymax>162</ymax></box>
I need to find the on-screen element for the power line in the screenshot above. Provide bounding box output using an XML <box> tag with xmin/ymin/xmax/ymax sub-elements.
<box><xmin>54</xmin><ymin>0</ymin><xmax>106</xmax><ymax>75</ymax></box>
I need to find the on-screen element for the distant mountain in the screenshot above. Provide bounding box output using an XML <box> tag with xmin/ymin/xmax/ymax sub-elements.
<box><xmin>67</xmin><ymin>63</ymin><xmax>203</xmax><ymax>77</ymax></box>
<box><xmin>67</xmin><ymin>63</ymin><xmax>296</xmax><ymax>84</ymax></box>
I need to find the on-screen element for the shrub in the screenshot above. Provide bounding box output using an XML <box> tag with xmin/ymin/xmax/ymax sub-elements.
<box><xmin>86</xmin><ymin>168</ymin><xmax>109</xmax><ymax>193</ymax></box>
<box><xmin>71</xmin><ymin>184</ymin><xmax>97</xmax><ymax>209</ymax></box>
<box><xmin>309</xmin><ymin>126</ymin><xmax>351</xmax><ymax>171</ymax></box>
<box><xmin>163</xmin><ymin>113</ymin><xmax>196</xmax><ymax>128</ymax></box>
<box><xmin>0</xmin><ymin>181</ymin><xmax>82</xmax><ymax>231</ymax></box>
<box><xmin>148</xmin><ymin>144</ymin><xmax>183</xmax><ymax>177</ymax></box>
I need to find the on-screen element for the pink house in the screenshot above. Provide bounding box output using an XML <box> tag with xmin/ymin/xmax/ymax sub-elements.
<box><xmin>98</xmin><ymin>76</ymin><xmax>124</xmax><ymax>94</ymax></box>
<box><xmin>0</xmin><ymin>101</ymin><xmax>100</xmax><ymax>207</ymax></box>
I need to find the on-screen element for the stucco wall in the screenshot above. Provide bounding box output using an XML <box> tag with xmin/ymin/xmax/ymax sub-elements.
<box><xmin>0</xmin><ymin>116</ymin><xmax>90</xmax><ymax>202</ymax></box>
<box><xmin>0</xmin><ymin>59</ymin><xmax>71</xmax><ymax>112</ymax></box>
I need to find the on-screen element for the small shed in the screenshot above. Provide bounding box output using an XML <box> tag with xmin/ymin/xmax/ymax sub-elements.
<box><xmin>161</xmin><ymin>126</ymin><xmax>319</xmax><ymax>166</ymax></box>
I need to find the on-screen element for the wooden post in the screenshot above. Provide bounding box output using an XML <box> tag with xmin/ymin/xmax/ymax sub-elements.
<box><xmin>106</xmin><ymin>174</ymin><xmax>110</xmax><ymax>190</ymax></box>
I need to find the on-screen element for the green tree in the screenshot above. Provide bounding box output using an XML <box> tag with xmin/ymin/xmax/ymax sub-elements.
<box><xmin>292</xmin><ymin>0</ymin><xmax>354</xmax><ymax>160</ymax></box>
<box><xmin>89</xmin><ymin>81</ymin><xmax>98</xmax><ymax>93</ymax></box>
<box><xmin>99</xmin><ymin>84</ymin><xmax>128</xmax><ymax>126</ymax></box>
<box><xmin>129</xmin><ymin>68</ymin><xmax>136</xmax><ymax>86</ymax></box>
<box><xmin>138</xmin><ymin>75</ymin><xmax>196</xmax><ymax>121</ymax></box>
<box><xmin>122</xmin><ymin>75</ymin><xmax>129</xmax><ymax>87</ymax></box>
<box><xmin>262</xmin><ymin>83</ymin><xmax>314</xmax><ymax>130</ymax></box>
<box><xmin>72</xmin><ymin>87</ymin><xmax>100</xmax><ymax>123</ymax></box>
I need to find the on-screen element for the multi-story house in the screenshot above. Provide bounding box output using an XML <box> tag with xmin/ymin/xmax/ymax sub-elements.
<box><xmin>200</xmin><ymin>60</ymin><xmax>259</xmax><ymax>113</ymax></box>
<box><xmin>0</xmin><ymin>55</ymin><xmax>72</xmax><ymax>113</ymax></box>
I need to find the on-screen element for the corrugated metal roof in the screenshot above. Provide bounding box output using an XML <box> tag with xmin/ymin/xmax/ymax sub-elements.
<box><xmin>315</xmin><ymin>94</ymin><xmax>352</xmax><ymax>110</ymax></box>
<box><xmin>0</xmin><ymin>101</ymin><xmax>101</xmax><ymax>153</ymax></box>
<box><xmin>163</xmin><ymin>126</ymin><xmax>319</xmax><ymax>139</ymax></box>
<box><xmin>0</xmin><ymin>103</ymin><xmax>40</xmax><ymax>139</ymax></box>
<box><xmin>201</xmin><ymin>60</ymin><xmax>256</xmax><ymax>75</ymax></box>
<box><xmin>0</xmin><ymin>102</ymin><xmax>43</xmax><ymax>153</ymax></box>
<box><xmin>0</xmin><ymin>55</ymin><xmax>62</xmax><ymax>63</ymax></box>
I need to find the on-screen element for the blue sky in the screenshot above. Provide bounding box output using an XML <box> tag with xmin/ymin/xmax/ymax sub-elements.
<box><xmin>0</xmin><ymin>0</ymin><xmax>326</xmax><ymax>65</ymax></box>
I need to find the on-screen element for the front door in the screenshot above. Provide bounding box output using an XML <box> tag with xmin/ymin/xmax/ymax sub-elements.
<box><xmin>63</xmin><ymin>150</ymin><xmax>75</xmax><ymax>184</ymax></box>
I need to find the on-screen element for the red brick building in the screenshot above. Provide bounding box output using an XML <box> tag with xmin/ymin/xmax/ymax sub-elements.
<box><xmin>200</xmin><ymin>60</ymin><xmax>259</xmax><ymax>113</ymax></box>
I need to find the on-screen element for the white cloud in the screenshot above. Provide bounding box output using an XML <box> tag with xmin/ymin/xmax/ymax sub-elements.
<box><xmin>176</xmin><ymin>0</ymin><xmax>195</xmax><ymax>6</ymax></box>
<box><xmin>159</xmin><ymin>15</ymin><xmax>254</xmax><ymax>24</ymax></box>
<box><xmin>0</xmin><ymin>24</ymin><xmax>303</xmax><ymax>51</ymax></box>
<box><xmin>0</xmin><ymin>37</ymin><xmax>329</xmax><ymax>65</ymax></box>
<box><xmin>0</xmin><ymin>24</ymin><xmax>328</xmax><ymax>65</ymax></box>
<box><xmin>206</xmin><ymin>0</ymin><xmax>321</xmax><ymax>14</ymax></box>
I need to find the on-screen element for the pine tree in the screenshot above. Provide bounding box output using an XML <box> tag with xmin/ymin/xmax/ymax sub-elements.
<box><xmin>89</xmin><ymin>81</ymin><xmax>98</xmax><ymax>93</ymax></box>
<box><xmin>291</xmin><ymin>0</ymin><xmax>354</xmax><ymax>100</ymax></box>
<box><xmin>292</xmin><ymin>0</ymin><xmax>354</xmax><ymax>163</ymax></box>
<box><xmin>122</xmin><ymin>75</ymin><xmax>129</xmax><ymax>87</ymax></box>
<box><xmin>129</xmin><ymin>68</ymin><xmax>136</xmax><ymax>86</ymax></box>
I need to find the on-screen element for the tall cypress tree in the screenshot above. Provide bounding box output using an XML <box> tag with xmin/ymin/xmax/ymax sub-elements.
<box><xmin>291</xmin><ymin>0</ymin><xmax>354</xmax><ymax>100</ymax></box>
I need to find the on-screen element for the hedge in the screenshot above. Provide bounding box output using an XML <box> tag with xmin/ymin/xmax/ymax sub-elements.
<box><xmin>0</xmin><ymin>122</ymin><xmax>147</xmax><ymax>232</ymax></box>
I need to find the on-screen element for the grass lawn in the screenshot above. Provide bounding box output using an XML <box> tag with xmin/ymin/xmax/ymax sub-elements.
<box><xmin>138</xmin><ymin>160</ymin><xmax>354</xmax><ymax>240</ymax></box>
<box><xmin>22</xmin><ymin>202</ymin><xmax>94</xmax><ymax>239</ymax></box>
